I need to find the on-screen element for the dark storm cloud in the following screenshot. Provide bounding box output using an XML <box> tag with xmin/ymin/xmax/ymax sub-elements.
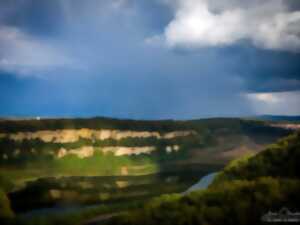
<box><xmin>228</xmin><ymin>47</ymin><xmax>300</xmax><ymax>92</ymax></box>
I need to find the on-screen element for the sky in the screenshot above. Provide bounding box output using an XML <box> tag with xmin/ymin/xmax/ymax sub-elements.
<box><xmin>0</xmin><ymin>0</ymin><xmax>300</xmax><ymax>119</ymax></box>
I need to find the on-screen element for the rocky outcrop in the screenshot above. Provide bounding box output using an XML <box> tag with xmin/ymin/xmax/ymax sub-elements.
<box><xmin>163</xmin><ymin>131</ymin><xmax>196</xmax><ymax>139</ymax></box>
<box><xmin>102</xmin><ymin>146</ymin><xmax>157</xmax><ymax>156</ymax></box>
<box><xmin>56</xmin><ymin>146</ymin><xmax>159</xmax><ymax>158</ymax></box>
<box><xmin>2</xmin><ymin>144</ymin><xmax>183</xmax><ymax>159</ymax></box>
<box><xmin>165</xmin><ymin>145</ymin><xmax>180</xmax><ymax>153</ymax></box>
<box><xmin>57</xmin><ymin>146</ymin><xmax>95</xmax><ymax>158</ymax></box>
<box><xmin>0</xmin><ymin>129</ymin><xmax>197</xmax><ymax>143</ymax></box>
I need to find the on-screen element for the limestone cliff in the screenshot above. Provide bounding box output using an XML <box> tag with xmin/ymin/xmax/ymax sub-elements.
<box><xmin>0</xmin><ymin>129</ymin><xmax>197</xmax><ymax>143</ymax></box>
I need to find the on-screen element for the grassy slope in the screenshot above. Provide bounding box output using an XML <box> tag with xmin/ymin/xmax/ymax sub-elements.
<box><xmin>109</xmin><ymin>132</ymin><xmax>300</xmax><ymax>225</ymax></box>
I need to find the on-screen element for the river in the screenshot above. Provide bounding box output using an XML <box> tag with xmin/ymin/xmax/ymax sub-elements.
<box><xmin>184</xmin><ymin>172</ymin><xmax>218</xmax><ymax>194</ymax></box>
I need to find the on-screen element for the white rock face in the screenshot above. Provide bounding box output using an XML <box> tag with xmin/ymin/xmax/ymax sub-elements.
<box><xmin>163</xmin><ymin>131</ymin><xmax>197</xmax><ymax>139</ymax></box>
<box><xmin>166</xmin><ymin>146</ymin><xmax>172</xmax><ymax>153</ymax></box>
<box><xmin>0</xmin><ymin>129</ymin><xmax>193</xmax><ymax>159</ymax></box>
<box><xmin>0</xmin><ymin>129</ymin><xmax>197</xmax><ymax>143</ymax></box>
<box><xmin>4</xmin><ymin>144</ymin><xmax>181</xmax><ymax>159</ymax></box>
<box><xmin>56</xmin><ymin>146</ymin><xmax>157</xmax><ymax>158</ymax></box>
<box><xmin>68</xmin><ymin>146</ymin><xmax>95</xmax><ymax>158</ymax></box>
<box><xmin>106</xmin><ymin>146</ymin><xmax>156</xmax><ymax>156</ymax></box>
<box><xmin>165</xmin><ymin>145</ymin><xmax>180</xmax><ymax>153</ymax></box>
<box><xmin>173</xmin><ymin>145</ymin><xmax>180</xmax><ymax>151</ymax></box>
<box><xmin>57</xmin><ymin>148</ymin><xmax>67</xmax><ymax>158</ymax></box>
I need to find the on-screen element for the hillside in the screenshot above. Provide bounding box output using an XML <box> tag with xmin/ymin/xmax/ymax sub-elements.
<box><xmin>0</xmin><ymin>118</ymin><xmax>298</xmax><ymax>225</ymax></box>
<box><xmin>212</xmin><ymin>131</ymin><xmax>300</xmax><ymax>184</ymax></box>
<box><xmin>0</xmin><ymin>117</ymin><xmax>292</xmax><ymax>184</ymax></box>
<box><xmin>109</xmin><ymin>132</ymin><xmax>300</xmax><ymax>225</ymax></box>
